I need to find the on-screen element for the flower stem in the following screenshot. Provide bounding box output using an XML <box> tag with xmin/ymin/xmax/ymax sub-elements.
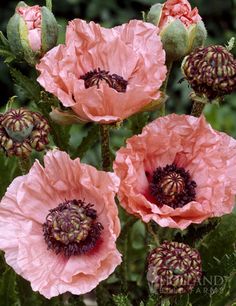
<box><xmin>191</xmin><ymin>101</ymin><xmax>205</xmax><ymax>117</ymax></box>
<box><xmin>160</xmin><ymin>61</ymin><xmax>173</xmax><ymax>116</ymax></box>
<box><xmin>18</xmin><ymin>157</ymin><xmax>31</xmax><ymax>175</ymax></box>
<box><xmin>147</xmin><ymin>222</ymin><xmax>160</xmax><ymax>246</ymax></box>
<box><xmin>100</xmin><ymin>124</ymin><xmax>111</xmax><ymax>171</ymax></box>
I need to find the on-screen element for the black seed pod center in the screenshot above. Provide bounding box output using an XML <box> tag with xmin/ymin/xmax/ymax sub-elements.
<box><xmin>80</xmin><ymin>68</ymin><xmax>128</xmax><ymax>92</ymax></box>
<box><xmin>150</xmin><ymin>164</ymin><xmax>197</xmax><ymax>209</ymax></box>
<box><xmin>42</xmin><ymin>199</ymin><xmax>103</xmax><ymax>257</ymax></box>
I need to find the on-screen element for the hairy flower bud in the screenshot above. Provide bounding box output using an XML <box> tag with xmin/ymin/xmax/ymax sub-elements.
<box><xmin>147</xmin><ymin>0</ymin><xmax>207</xmax><ymax>61</ymax></box>
<box><xmin>0</xmin><ymin>108</ymin><xmax>50</xmax><ymax>157</ymax></box>
<box><xmin>182</xmin><ymin>45</ymin><xmax>236</xmax><ymax>99</ymax></box>
<box><xmin>7</xmin><ymin>1</ymin><xmax>58</xmax><ymax>65</ymax></box>
<box><xmin>147</xmin><ymin>241</ymin><xmax>202</xmax><ymax>294</ymax></box>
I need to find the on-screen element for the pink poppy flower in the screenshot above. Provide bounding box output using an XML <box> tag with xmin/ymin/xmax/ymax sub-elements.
<box><xmin>0</xmin><ymin>150</ymin><xmax>121</xmax><ymax>298</ymax></box>
<box><xmin>114</xmin><ymin>114</ymin><xmax>236</xmax><ymax>230</ymax></box>
<box><xmin>37</xmin><ymin>19</ymin><xmax>167</xmax><ymax>123</ymax></box>
<box><xmin>159</xmin><ymin>0</ymin><xmax>201</xmax><ymax>29</ymax></box>
<box><xmin>17</xmin><ymin>5</ymin><xmax>42</xmax><ymax>51</ymax></box>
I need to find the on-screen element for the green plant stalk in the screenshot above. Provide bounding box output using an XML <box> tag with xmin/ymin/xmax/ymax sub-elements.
<box><xmin>160</xmin><ymin>61</ymin><xmax>173</xmax><ymax>116</ymax></box>
<box><xmin>147</xmin><ymin>223</ymin><xmax>160</xmax><ymax>247</ymax></box>
<box><xmin>18</xmin><ymin>157</ymin><xmax>31</xmax><ymax>175</ymax></box>
<box><xmin>100</xmin><ymin>124</ymin><xmax>111</xmax><ymax>171</ymax></box>
<box><xmin>191</xmin><ymin>100</ymin><xmax>206</xmax><ymax>117</ymax></box>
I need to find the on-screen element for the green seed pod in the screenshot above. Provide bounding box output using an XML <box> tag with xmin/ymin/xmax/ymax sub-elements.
<box><xmin>160</xmin><ymin>19</ymin><xmax>188</xmax><ymax>61</ymax></box>
<box><xmin>187</xmin><ymin>21</ymin><xmax>207</xmax><ymax>54</ymax></box>
<box><xmin>147</xmin><ymin>3</ymin><xmax>163</xmax><ymax>25</ymax></box>
<box><xmin>41</xmin><ymin>6</ymin><xmax>58</xmax><ymax>54</ymax></box>
<box><xmin>147</xmin><ymin>1</ymin><xmax>207</xmax><ymax>62</ymax></box>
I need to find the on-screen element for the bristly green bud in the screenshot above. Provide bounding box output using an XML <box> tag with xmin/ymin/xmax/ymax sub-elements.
<box><xmin>0</xmin><ymin>108</ymin><xmax>50</xmax><ymax>157</ymax></box>
<box><xmin>7</xmin><ymin>1</ymin><xmax>58</xmax><ymax>66</ymax></box>
<box><xmin>147</xmin><ymin>241</ymin><xmax>202</xmax><ymax>295</ymax></box>
<box><xmin>182</xmin><ymin>45</ymin><xmax>236</xmax><ymax>100</ymax></box>
<box><xmin>147</xmin><ymin>3</ymin><xmax>162</xmax><ymax>26</ymax></box>
<box><xmin>147</xmin><ymin>2</ymin><xmax>207</xmax><ymax>61</ymax></box>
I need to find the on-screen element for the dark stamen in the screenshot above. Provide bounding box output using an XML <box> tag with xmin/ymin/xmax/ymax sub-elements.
<box><xmin>80</xmin><ymin>68</ymin><xmax>128</xmax><ymax>92</ymax></box>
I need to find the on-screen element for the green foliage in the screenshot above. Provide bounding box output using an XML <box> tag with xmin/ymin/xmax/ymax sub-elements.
<box><xmin>0</xmin><ymin>267</ymin><xmax>19</xmax><ymax>306</ymax></box>
<box><xmin>0</xmin><ymin>154</ymin><xmax>21</xmax><ymax>199</ymax></box>
<box><xmin>113</xmin><ymin>294</ymin><xmax>132</xmax><ymax>306</ymax></box>
<box><xmin>9</xmin><ymin>68</ymin><xmax>41</xmax><ymax>102</ymax></box>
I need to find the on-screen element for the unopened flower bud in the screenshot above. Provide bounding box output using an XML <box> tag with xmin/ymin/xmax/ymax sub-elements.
<box><xmin>7</xmin><ymin>1</ymin><xmax>58</xmax><ymax>65</ymax></box>
<box><xmin>147</xmin><ymin>241</ymin><xmax>202</xmax><ymax>295</ymax></box>
<box><xmin>147</xmin><ymin>0</ymin><xmax>207</xmax><ymax>61</ymax></box>
<box><xmin>182</xmin><ymin>45</ymin><xmax>236</xmax><ymax>99</ymax></box>
<box><xmin>0</xmin><ymin>108</ymin><xmax>50</xmax><ymax>157</ymax></box>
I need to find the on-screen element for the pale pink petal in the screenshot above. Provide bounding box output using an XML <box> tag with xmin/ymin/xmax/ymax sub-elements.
<box><xmin>0</xmin><ymin>150</ymin><xmax>121</xmax><ymax>298</ymax></box>
<box><xmin>114</xmin><ymin>114</ymin><xmax>236</xmax><ymax>230</ymax></box>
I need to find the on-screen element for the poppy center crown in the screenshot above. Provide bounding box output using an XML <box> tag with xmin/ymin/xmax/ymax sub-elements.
<box><xmin>43</xmin><ymin>199</ymin><xmax>103</xmax><ymax>257</ymax></box>
<box><xmin>150</xmin><ymin>164</ymin><xmax>197</xmax><ymax>209</ymax></box>
<box><xmin>80</xmin><ymin>67</ymin><xmax>128</xmax><ymax>92</ymax></box>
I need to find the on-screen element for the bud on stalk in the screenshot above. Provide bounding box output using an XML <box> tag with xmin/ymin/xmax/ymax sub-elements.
<box><xmin>147</xmin><ymin>0</ymin><xmax>207</xmax><ymax>61</ymax></box>
<box><xmin>7</xmin><ymin>1</ymin><xmax>58</xmax><ymax>66</ymax></box>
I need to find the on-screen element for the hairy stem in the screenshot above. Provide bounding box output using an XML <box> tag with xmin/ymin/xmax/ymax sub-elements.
<box><xmin>191</xmin><ymin>101</ymin><xmax>205</xmax><ymax>117</ymax></box>
<box><xmin>18</xmin><ymin>157</ymin><xmax>31</xmax><ymax>175</ymax></box>
<box><xmin>100</xmin><ymin>124</ymin><xmax>111</xmax><ymax>171</ymax></box>
<box><xmin>160</xmin><ymin>61</ymin><xmax>173</xmax><ymax>116</ymax></box>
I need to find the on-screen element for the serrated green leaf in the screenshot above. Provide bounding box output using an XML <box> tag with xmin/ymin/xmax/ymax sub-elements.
<box><xmin>0</xmin><ymin>31</ymin><xmax>10</xmax><ymax>48</ymax></box>
<box><xmin>113</xmin><ymin>294</ymin><xmax>132</xmax><ymax>306</ymax></box>
<box><xmin>0</xmin><ymin>268</ymin><xmax>19</xmax><ymax>306</ymax></box>
<box><xmin>76</xmin><ymin>124</ymin><xmax>99</xmax><ymax>159</ymax></box>
<box><xmin>0</xmin><ymin>48</ymin><xmax>16</xmax><ymax>63</ymax></box>
<box><xmin>9</xmin><ymin>68</ymin><xmax>41</xmax><ymax>101</ymax></box>
<box><xmin>46</xmin><ymin>0</ymin><xmax>52</xmax><ymax>11</ymax></box>
<box><xmin>146</xmin><ymin>294</ymin><xmax>158</xmax><ymax>306</ymax></box>
<box><xmin>0</xmin><ymin>154</ymin><xmax>21</xmax><ymax>199</ymax></box>
<box><xmin>127</xmin><ymin>112</ymin><xmax>149</xmax><ymax>135</ymax></box>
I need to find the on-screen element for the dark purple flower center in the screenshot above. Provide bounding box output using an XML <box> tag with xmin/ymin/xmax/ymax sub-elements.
<box><xmin>80</xmin><ymin>68</ymin><xmax>128</xmax><ymax>92</ymax></box>
<box><xmin>42</xmin><ymin>199</ymin><xmax>103</xmax><ymax>257</ymax></box>
<box><xmin>149</xmin><ymin>164</ymin><xmax>197</xmax><ymax>209</ymax></box>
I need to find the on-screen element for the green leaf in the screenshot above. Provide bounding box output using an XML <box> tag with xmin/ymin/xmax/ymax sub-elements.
<box><xmin>46</xmin><ymin>0</ymin><xmax>52</xmax><ymax>11</ymax></box>
<box><xmin>189</xmin><ymin>212</ymin><xmax>236</xmax><ymax>306</ymax></box>
<box><xmin>76</xmin><ymin>124</ymin><xmax>99</xmax><ymax>159</ymax></box>
<box><xmin>146</xmin><ymin>294</ymin><xmax>158</xmax><ymax>306</ymax></box>
<box><xmin>127</xmin><ymin>112</ymin><xmax>149</xmax><ymax>135</ymax></box>
<box><xmin>113</xmin><ymin>294</ymin><xmax>132</xmax><ymax>306</ymax></box>
<box><xmin>0</xmin><ymin>268</ymin><xmax>19</xmax><ymax>306</ymax></box>
<box><xmin>0</xmin><ymin>154</ymin><xmax>21</xmax><ymax>199</ymax></box>
<box><xmin>0</xmin><ymin>31</ymin><xmax>10</xmax><ymax>48</ymax></box>
<box><xmin>0</xmin><ymin>48</ymin><xmax>16</xmax><ymax>63</ymax></box>
<box><xmin>9</xmin><ymin>68</ymin><xmax>41</xmax><ymax>101</ymax></box>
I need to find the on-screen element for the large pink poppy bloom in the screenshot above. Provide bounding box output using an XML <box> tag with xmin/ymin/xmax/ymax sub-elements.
<box><xmin>37</xmin><ymin>19</ymin><xmax>167</xmax><ymax>123</ymax></box>
<box><xmin>17</xmin><ymin>5</ymin><xmax>42</xmax><ymax>51</ymax></box>
<box><xmin>114</xmin><ymin>114</ymin><xmax>236</xmax><ymax>230</ymax></box>
<box><xmin>0</xmin><ymin>150</ymin><xmax>121</xmax><ymax>298</ymax></box>
<box><xmin>159</xmin><ymin>0</ymin><xmax>201</xmax><ymax>29</ymax></box>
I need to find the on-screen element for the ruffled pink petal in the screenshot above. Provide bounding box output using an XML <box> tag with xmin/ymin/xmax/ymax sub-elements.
<box><xmin>37</xmin><ymin>19</ymin><xmax>166</xmax><ymax>123</ymax></box>
<box><xmin>159</xmin><ymin>0</ymin><xmax>201</xmax><ymax>29</ymax></box>
<box><xmin>17</xmin><ymin>5</ymin><xmax>42</xmax><ymax>51</ymax></box>
<box><xmin>114</xmin><ymin>114</ymin><xmax>236</xmax><ymax>229</ymax></box>
<box><xmin>0</xmin><ymin>150</ymin><xmax>121</xmax><ymax>298</ymax></box>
